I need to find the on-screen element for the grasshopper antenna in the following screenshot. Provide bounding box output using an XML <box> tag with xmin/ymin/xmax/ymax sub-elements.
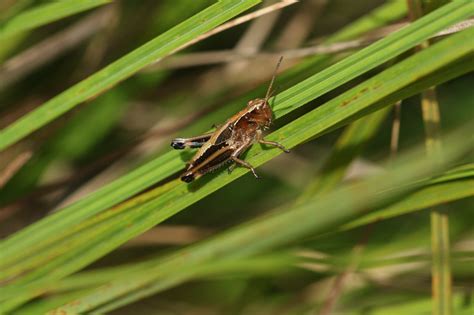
<box><xmin>265</xmin><ymin>56</ymin><xmax>283</xmax><ymax>102</ymax></box>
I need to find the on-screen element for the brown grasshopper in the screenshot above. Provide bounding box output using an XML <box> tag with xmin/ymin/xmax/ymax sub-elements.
<box><xmin>171</xmin><ymin>57</ymin><xmax>289</xmax><ymax>183</ymax></box>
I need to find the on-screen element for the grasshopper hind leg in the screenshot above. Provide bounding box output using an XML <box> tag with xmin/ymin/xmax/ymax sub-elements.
<box><xmin>228</xmin><ymin>142</ymin><xmax>260</xmax><ymax>179</ymax></box>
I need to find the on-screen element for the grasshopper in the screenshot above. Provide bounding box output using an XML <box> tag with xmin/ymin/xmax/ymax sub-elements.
<box><xmin>171</xmin><ymin>57</ymin><xmax>289</xmax><ymax>183</ymax></box>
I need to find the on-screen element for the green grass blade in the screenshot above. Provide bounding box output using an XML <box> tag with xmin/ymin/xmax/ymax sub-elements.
<box><xmin>1</xmin><ymin>26</ymin><xmax>473</xmax><ymax>310</ymax></box>
<box><xmin>0</xmin><ymin>0</ymin><xmax>111</xmax><ymax>40</ymax></box>
<box><xmin>1</xmin><ymin>0</ymin><xmax>470</xmax><ymax>264</ymax></box>
<box><xmin>0</xmin><ymin>0</ymin><xmax>261</xmax><ymax>151</ymax></box>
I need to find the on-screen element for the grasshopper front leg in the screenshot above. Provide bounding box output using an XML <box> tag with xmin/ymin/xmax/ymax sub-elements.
<box><xmin>258</xmin><ymin>139</ymin><xmax>290</xmax><ymax>153</ymax></box>
<box><xmin>171</xmin><ymin>133</ymin><xmax>213</xmax><ymax>150</ymax></box>
<box><xmin>256</xmin><ymin>130</ymin><xmax>290</xmax><ymax>153</ymax></box>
